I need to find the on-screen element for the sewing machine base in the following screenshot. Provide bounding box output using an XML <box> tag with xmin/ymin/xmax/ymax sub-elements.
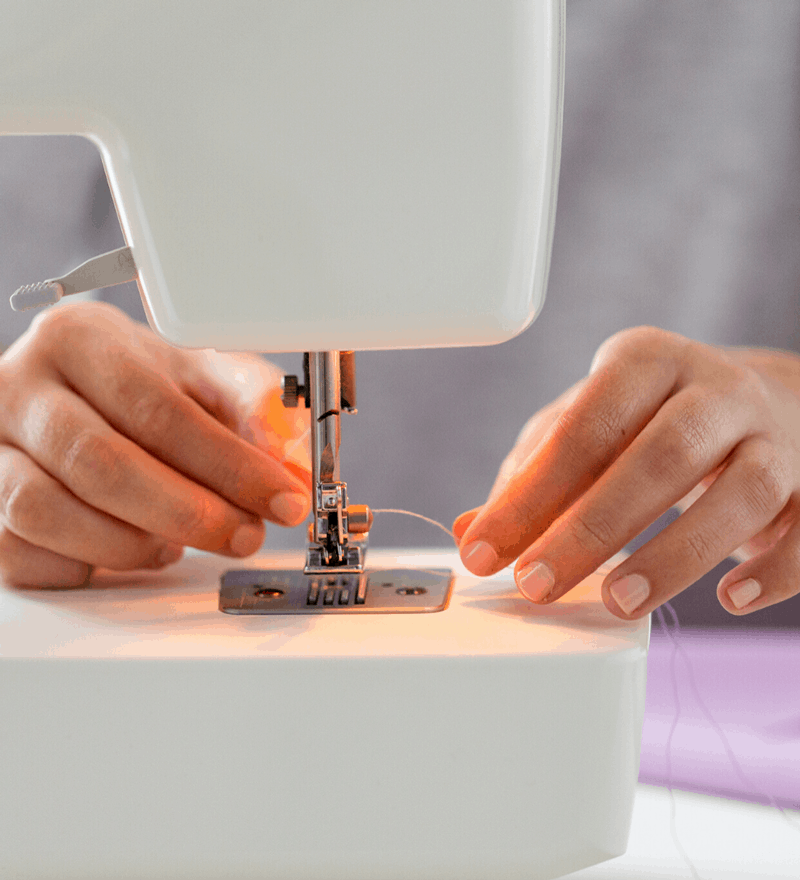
<box><xmin>219</xmin><ymin>567</ymin><xmax>453</xmax><ymax>614</ymax></box>
<box><xmin>0</xmin><ymin>549</ymin><xmax>648</xmax><ymax>880</ymax></box>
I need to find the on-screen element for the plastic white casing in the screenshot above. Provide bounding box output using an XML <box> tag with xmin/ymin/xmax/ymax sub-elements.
<box><xmin>0</xmin><ymin>550</ymin><xmax>649</xmax><ymax>880</ymax></box>
<box><xmin>0</xmin><ymin>1</ymin><xmax>562</xmax><ymax>352</ymax></box>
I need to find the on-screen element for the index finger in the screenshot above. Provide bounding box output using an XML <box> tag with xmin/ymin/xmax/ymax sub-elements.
<box><xmin>49</xmin><ymin>324</ymin><xmax>310</xmax><ymax>527</ymax></box>
<box><xmin>458</xmin><ymin>347</ymin><xmax>680</xmax><ymax>575</ymax></box>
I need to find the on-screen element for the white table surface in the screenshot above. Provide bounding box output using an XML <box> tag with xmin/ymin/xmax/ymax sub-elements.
<box><xmin>567</xmin><ymin>784</ymin><xmax>800</xmax><ymax>879</ymax></box>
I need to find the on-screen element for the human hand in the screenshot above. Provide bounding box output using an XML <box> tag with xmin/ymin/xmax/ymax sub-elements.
<box><xmin>0</xmin><ymin>303</ymin><xmax>311</xmax><ymax>587</ymax></box>
<box><xmin>453</xmin><ymin>327</ymin><xmax>800</xmax><ymax>619</ymax></box>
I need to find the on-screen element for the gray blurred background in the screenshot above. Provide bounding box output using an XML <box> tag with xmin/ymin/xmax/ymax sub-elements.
<box><xmin>2</xmin><ymin>1</ymin><xmax>800</xmax><ymax>626</ymax></box>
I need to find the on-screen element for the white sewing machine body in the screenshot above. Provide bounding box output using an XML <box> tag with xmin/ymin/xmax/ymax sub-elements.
<box><xmin>0</xmin><ymin>3</ymin><xmax>653</xmax><ymax>879</ymax></box>
<box><xmin>0</xmin><ymin>550</ymin><xmax>649</xmax><ymax>880</ymax></box>
<box><xmin>0</xmin><ymin>1</ymin><xmax>561</xmax><ymax>352</ymax></box>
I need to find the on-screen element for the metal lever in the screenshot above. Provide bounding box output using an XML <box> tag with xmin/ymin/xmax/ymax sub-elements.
<box><xmin>10</xmin><ymin>247</ymin><xmax>137</xmax><ymax>311</ymax></box>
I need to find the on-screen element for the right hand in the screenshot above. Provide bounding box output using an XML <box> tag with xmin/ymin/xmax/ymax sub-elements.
<box><xmin>0</xmin><ymin>302</ymin><xmax>311</xmax><ymax>587</ymax></box>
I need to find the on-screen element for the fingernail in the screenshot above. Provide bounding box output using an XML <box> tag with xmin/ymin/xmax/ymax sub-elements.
<box><xmin>230</xmin><ymin>522</ymin><xmax>264</xmax><ymax>556</ymax></box>
<box><xmin>452</xmin><ymin>510</ymin><xmax>480</xmax><ymax>542</ymax></box>
<box><xmin>727</xmin><ymin>577</ymin><xmax>761</xmax><ymax>610</ymax></box>
<box><xmin>609</xmin><ymin>573</ymin><xmax>650</xmax><ymax>615</ymax></box>
<box><xmin>268</xmin><ymin>492</ymin><xmax>309</xmax><ymax>526</ymax></box>
<box><xmin>516</xmin><ymin>561</ymin><xmax>555</xmax><ymax>602</ymax></box>
<box><xmin>460</xmin><ymin>540</ymin><xmax>498</xmax><ymax>575</ymax></box>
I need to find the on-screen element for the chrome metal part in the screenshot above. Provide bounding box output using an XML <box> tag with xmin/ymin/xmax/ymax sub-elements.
<box><xmin>219</xmin><ymin>568</ymin><xmax>454</xmax><ymax>615</ymax></box>
<box><xmin>298</xmin><ymin>350</ymin><xmax>371</xmax><ymax>573</ymax></box>
<box><xmin>339</xmin><ymin>350</ymin><xmax>357</xmax><ymax>413</ymax></box>
<box><xmin>280</xmin><ymin>374</ymin><xmax>301</xmax><ymax>407</ymax></box>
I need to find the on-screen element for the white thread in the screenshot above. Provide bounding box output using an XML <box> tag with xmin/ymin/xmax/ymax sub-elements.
<box><xmin>659</xmin><ymin>602</ymin><xmax>800</xmax><ymax>835</ymax></box>
<box><xmin>371</xmin><ymin>508</ymin><xmax>455</xmax><ymax>540</ymax></box>
<box><xmin>279</xmin><ymin>427</ymin><xmax>311</xmax><ymax>463</ymax></box>
<box><xmin>656</xmin><ymin>604</ymin><xmax>704</xmax><ymax>879</ymax></box>
<box><xmin>656</xmin><ymin>601</ymin><xmax>800</xmax><ymax>879</ymax></box>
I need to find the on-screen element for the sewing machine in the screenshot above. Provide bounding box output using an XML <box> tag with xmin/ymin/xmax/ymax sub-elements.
<box><xmin>0</xmin><ymin>3</ymin><xmax>650</xmax><ymax>878</ymax></box>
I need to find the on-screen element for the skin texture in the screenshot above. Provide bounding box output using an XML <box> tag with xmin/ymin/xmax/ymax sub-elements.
<box><xmin>453</xmin><ymin>327</ymin><xmax>800</xmax><ymax>621</ymax></box>
<box><xmin>0</xmin><ymin>302</ymin><xmax>311</xmax><ymax>587</ymax></box>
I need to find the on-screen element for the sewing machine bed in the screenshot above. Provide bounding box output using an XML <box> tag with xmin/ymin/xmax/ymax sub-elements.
<box><xmin>0</xmin><ymin>548</ymin><xmax>648</xmax><ymax>880</ymax></box>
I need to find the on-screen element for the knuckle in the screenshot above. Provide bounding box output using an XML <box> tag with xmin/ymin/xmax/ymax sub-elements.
<box><xmin>740</xmin><ymin>450</ymin><xmax>790</xmax><ymax>516</ymax></box>
<box><xmin>112</xmin><ymin>536</ymin><xmax>166</xmax><ymax>570</ymax></box>
<box><xmin>593</xmin><ymin>325</ymin><xmax>677</xmax><ymax>370</ymax></box>
<box><xmin>682</xmin><ymin>526</ymin><xmax>719</xmax><ymax>568</ymax></box>
<box><xmin>27</xmin><ymin>306</ymin><xmax>76</xmax><ymax>355</ymax></box>
<box><xmin>31</xmin><ymin>302</ymin><xmax>124</xmax><ymax>350</ymax></box>
<box><xmin>569</xmin><ymin>507</ymin><xmax>617</xmax><ymax>555</ymax></box>
<box><xmin>61</xmin><ymin>429</ymin><xmax>127</xmax><ymax>497</ymax></box>
<box><xmin>30</xmin><ymin>303</ymin><xmax>76</xmax><ymax>336</ymax></box>
<box><xmin>125</xmin><ymin>385</ymin><xmax>180</xmax><ymax>439</ymax></box>
<box><xmin>655</xmin><ymin>405</ymin><xmax>717</xmax><ymax>483</ymax></box>
<box><xmin>0</xmin><ymin>525</ymin><xmax>87</xmax><ymax>588</ymax></box>
<box><xmin>496</xmin><ymin>490</ymin><xmax>539</xmax><ymax>546</ymax></box>
<box><xmin>722</xmin><ymin>363</ymin><xmax>755</xmax><ymax>399</ymax></box>
<box><xmin>554</xmin><ymin>406</ymin><xmax>624</xmax><ymax>472</ymax></box>
<box><xmin>2</xmin><ymin>477</ymin><xmax>45</xmax><ymax>537</ymax></box>
<box><xmin>170</xmin><ymin>497</ymin><xmax>216</xmax><ymax>543</ymax></box>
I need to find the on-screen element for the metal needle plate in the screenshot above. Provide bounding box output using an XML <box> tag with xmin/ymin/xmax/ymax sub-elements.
<box><xmin>219</xmin><ymin>568</ymin><xmax>453</xmax><ymax>615</ymax></box>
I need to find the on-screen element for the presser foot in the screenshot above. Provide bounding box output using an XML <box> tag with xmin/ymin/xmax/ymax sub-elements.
<box><xmin>303</xmin><ymin>534</ymin><xmax>367</xmax><ymax>574</ymax></box>
<box><xmin>218</xmin><ymin>567</ymin><xmax>453</xmax><ymax>615</ymax></box>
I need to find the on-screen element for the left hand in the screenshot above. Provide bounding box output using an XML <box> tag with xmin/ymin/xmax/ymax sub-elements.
<box><xmin>452</xmin><ymin>327</ymin><xmax>800</xmax><ymax>619</ymax></box>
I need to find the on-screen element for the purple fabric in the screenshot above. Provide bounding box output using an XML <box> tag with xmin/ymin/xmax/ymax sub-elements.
<box><xmin>639</xmin><ymin>628</ymin><xmax>800</xmax><ymax>808</ymax></box>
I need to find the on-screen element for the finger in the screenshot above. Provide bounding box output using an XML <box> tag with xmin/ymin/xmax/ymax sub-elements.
<box><xmin>46</xmin><ymin>329</ymin><xmax>310</xmax><ymax>527</ymax></box>
<box><xmin>453</xmin><ymin>508</ymin><xmax>481</xmax><ymax>542</ymax></box>
<box><xmin>122</xmin><ymin>325</ymin><xmax>313</xmax><ymax>490</ymax></box>
<box><xmin>482</xmin><ymin>380</ymin><xmax>588</xmax><ymax>509</ymax></box>
<box><xmin>453</xmin><ymin>383</ymin><xmax>587</xmax><ymax>549</ymax></box>
<box><xmin>0</xmin><ymin>525</ymin><xmax>90</xmax><ymax>588</ymax></box>
<box><xmin>9</xmin><ymin>382</ymin><xmax>266</xmax><ymax>557</ymax></box>
<box><xmin>451</xmin><ymin>388</ymin><xmax>586</xmax><ymax>550</ymax></box>
<box><xmin>106</xmin><ymin>319</ymin><xmax>249</xmax><ymax>436</ymax></box>
<box><xmin>0</xmin><ymin>444</ymin><xmax>183</xmax><ymax>571</ymax></box>
<box><xmin>181</xmin><ymin>349</ymin><xmax>284</xmax><ymax>437</ymax></box>
<box><xmin>599</xmin><ymin>438</ymin><xmax>792</xmax><ymax>618</ymax></box>
<box><xmin>247</xmin><ymin>384</ymin><xmax>312</xmax><ymax>479</ymax></box>
<box><xmin>717</xmin><ymin>503</ymin><xmax>800</xmax><ymax>615</ymax></box>
<box><xmin>458</xmin><ymin>345</ymin><xmax>681</xmax><ymax>575</ymax></box>
<box><xmin>185</xmin><ymin>349</ymin><xmax>312</xmax><ymax>473</ymax></box>
<box><xmin>510</xmin><ymin>385</ymin><xmax>754</xmax><ymax>604</ymax></box>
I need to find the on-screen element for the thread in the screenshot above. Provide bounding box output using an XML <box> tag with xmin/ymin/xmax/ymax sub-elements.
<box><xmin>278</xmin><ymin>428</ymin><xmax>311</xmax><ymax>463</ymax></box>
<box><xmin>371</xmin><ymin>508</ymin><xmax>455</xmax><ymax>541</ymax></box>
<box><xmin>656</xmin><ymin>601</ymin><xmax>800</xmax><ymax>878</ymax></box>
<box><xmin>655</xmin><ymin>603</ymin><xmax>704</xmax><ymax>879</ymax></box>
<box><xmin>657</xmin><ymin>602</ymin><xmax>800</xmax><ymax>835</ymax></box>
